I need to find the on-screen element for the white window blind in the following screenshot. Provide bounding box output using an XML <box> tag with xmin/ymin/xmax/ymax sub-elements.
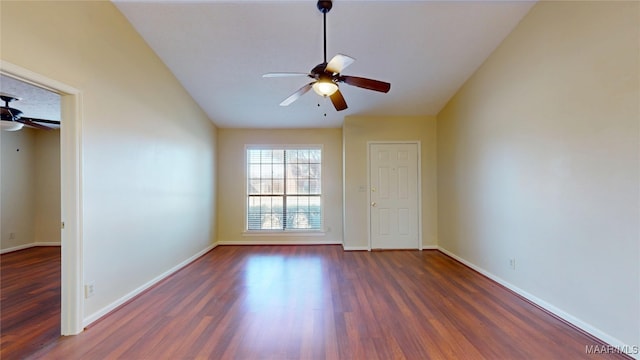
<box><xmin>247</xmin><ymin>147</ymin><xmax>322</xmax><ymax>231</ymax></box>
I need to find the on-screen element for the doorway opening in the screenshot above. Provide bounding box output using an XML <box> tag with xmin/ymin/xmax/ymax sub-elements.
<box><xmin>1</xmin><ymin>60</ymin><xmax>84</xmax><ymax>336</ymax></box>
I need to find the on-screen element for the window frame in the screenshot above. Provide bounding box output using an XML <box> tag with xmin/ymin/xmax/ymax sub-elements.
<box><xmin>244</xmin><ymin>144</ymin><xmax>324</xmax><ymax>234</ymax></box>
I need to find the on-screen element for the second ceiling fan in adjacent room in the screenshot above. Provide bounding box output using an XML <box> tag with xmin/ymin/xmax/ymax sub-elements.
<box><xmin>0</xmin><ymin>93</ymin><xmax>60</xmax><ymax>131</ymax></box>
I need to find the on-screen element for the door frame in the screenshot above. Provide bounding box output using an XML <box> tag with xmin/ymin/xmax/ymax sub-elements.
<box><xmin>367</xmin><ymin>141</ymin><xmax>422</xmax><ymax>251</ymax></box>
<box><xmin>1</xmin><ymin>60</ymin><xmax>84</xmax><ymax>335</ymax></box>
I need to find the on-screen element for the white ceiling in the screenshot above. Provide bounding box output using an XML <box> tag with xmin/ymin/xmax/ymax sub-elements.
<box><xmin>113</xmin><ymin>0</ymin><xmax>535</xmax><ymax>128</ymax></box>
<box><xmin>6</xmin><ymin>1</ymin><xmax>535</xmax><ymax>130</ymax></box>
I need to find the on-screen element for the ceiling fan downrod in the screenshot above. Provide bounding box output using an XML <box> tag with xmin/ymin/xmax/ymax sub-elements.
<box><xmin>317</xmin><ymin>0</ymin><xmax>332</xmax><ymax>64</ymax></box>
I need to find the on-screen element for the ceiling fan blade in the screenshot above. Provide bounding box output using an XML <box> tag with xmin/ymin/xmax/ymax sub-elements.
<box><xmin>329</xmin><ymin>89</ymin><xmax>348</xmax><ymax>111</ymax></box>
<box><xmin>263</xmin><ymin>72</ymin><xmax>310</xmax><ymax>78</ymax></box>
<box><xmin>280</xmin><ymin>83</ymin><xmax>314</xmax><ymax>106</ymax></box>
<box><xmin>21</xmin><ymin>117</ymin><xmax>60</xmax><ymax>125</ymax></box>
<box><xmin>326</xmin><ymin>54</ymin><xmax>355</xmax><ymax>74</ymax></box>
<box><xmin>17</xmin><ymin>118</ymin><xmax>53</xmax><ymax>130</ymax></box>
<box><xmin>340</xmin><ymin>76</ymin><xmax>391</xmax><ymax>93</ymax></box>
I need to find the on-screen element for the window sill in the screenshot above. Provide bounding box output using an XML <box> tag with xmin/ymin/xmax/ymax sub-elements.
<box><xmin>242</xmin><ymin>231</ymin><xmax>326</xmax><ymax>237</ymax></box>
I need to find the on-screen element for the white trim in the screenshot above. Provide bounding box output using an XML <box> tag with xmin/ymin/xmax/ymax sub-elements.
<box><xmin>242</xmin><ymin>231</ymin><xmax>326</xmax><ymax>237</ymax></box>
<box><xmin>342</xmin><ymin>245</ymin><xmax>370</xmax><ymax>251</ymax></box>
<box><xmin>1</xmin><ymin>243</ymin><xmax>62</xmax><ymax>254</ymax></box>
<box><xmin>0</xmin><ymin>62</ymin><xmax>78</xmax><ymax>95</ymax></box>
<box><xmin>341</xmin><ymin>131</ymin><xmax>347</xmax><ymax>253</ymax></box>
<box><xmin>83</xmin><ymin>243</ymin><xmax>216</xmax><ymax>327</ymax></box>
<box><xmin>244</xmin><ymin>145</ymin><xmax>325</xmax><ymax>232</ymax></box>
<box><xmin>366</xmin><ymin>143</ymin><xmax>371</xmax><ymax>251</ymax></box>
<box><xmin>421</xmin><ymin>245</ymin><xmax>437</xmax><ymax>250</ymax></box>
<box><xmin>0</xmin><ymin>61</ymin><xmax>84</xmax><ymax>336</ymax></box>
<box><xmin>245</xmin><ymin>144</ymin><xmax>325</xmax><ymax>150</ymax></box>
<box><xmin>34</xmin><ymin>242</ymin><xmax>61</xmax><ymax>246</ymax></box>
<box><xmin>0</xmin><ymin>244</ymin><xmax>34</xmax><ymax>254</ymax></box>
<box><xmin>438</xmin><ymin>246</ymin><xmax>636</xmax><ymax>358</ymax></box>
<box><xmin>367</xmin><ymin>141</ymin><xmax>422</xmax><ymax>251</ymax></box>
<box><xmin>217</xmin><ymin>239</ymin><xmax>341</xmax><ymax>246</ymax></box>
<box><xmin>416</xmin><ymin>142</ymin><xmax>423</xmax><ymax>251</ymax></box>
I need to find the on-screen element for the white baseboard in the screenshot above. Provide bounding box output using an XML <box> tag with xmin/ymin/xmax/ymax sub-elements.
<box><xmin>83</xmin><ymin>243</ymin><xmax>217</xmax><ymax>328</ymax></box>
<box><xmin>437</xmin><ymin>246</ymin><xmax>637</xmax><ymax>359</ymax></box>
<box><xmin>35</xmin><ymin>242</ymin><xmax>61</xmax><ymax>247</ymax></box>
<box><xmin>342</xmin><ymin>245</ymin><xmax>437</xmax><ymax>251</ymax></box>
<box><xmin>342</xmin><ymin>245</ymin><xmax>369</xmax><ymax>251</ymax></box>
<box><xmin>216</xmin><ymin>240</ymin><xmax>342</xmax><ymax>246</ymax></box>
<box><xmin>1</xmin><ymin>242</ymin><xmax>61</xmax><ymax>254</ymax></box>
<box><xmin>1</xmin><ymin>243</ymin><xmax>34</xmax><ymax>254</ymax></box>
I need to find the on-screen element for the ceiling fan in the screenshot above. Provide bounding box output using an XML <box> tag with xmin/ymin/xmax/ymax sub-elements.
<box><xmin>0</xmin><ymin>93</ymin><xmax>60</xmax><ymax>131</ymax></box>
<box><xmin>263</xmin><ymin>0</ymin><xmax>390</xmax><ymax>111</ymax></box>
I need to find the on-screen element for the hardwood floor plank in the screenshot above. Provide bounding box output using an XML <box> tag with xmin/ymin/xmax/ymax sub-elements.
<box><xmin>0</xmin><ymin>247</ymin><xmax>61</xmax><ymax>360</ymax></box>
<box><xmin>2</xmin><ymin>245</ymin><xmax>632</xmax><ymax>359</ymax></box>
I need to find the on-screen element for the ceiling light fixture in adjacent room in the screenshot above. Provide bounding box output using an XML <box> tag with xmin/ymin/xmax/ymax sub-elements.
<box><xmin>0</xmin><ymin>121</ymin><xmax>24</xmax><ymax>131</ymax></box>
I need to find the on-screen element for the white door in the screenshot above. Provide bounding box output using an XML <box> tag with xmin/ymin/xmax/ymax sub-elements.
<box><xmin>369</xmin><ymin>143</ymin><xmax>420</xmax><ymax>249</ymax></box>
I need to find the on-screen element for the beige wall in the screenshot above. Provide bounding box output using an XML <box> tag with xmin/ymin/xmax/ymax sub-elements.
<box><xmin>217</xmin><ymin>128</ymin><xmax>343</xmax><ymax>244</ymax></box>
<box><xmin>343</xmin><ymin>116</ymin><xmax>437</xmax><ymax>250</ymax></box>
<box><xmin>1</xmin><ymin>129</ymin><xmax>37</xmax><ymax>250</ymax></box>
<box><xmin>34</xmin><ymin>129</ymin><xmax>61</xmax><ymax>245</ymax></box>
<box><xmin>1</xmin><ymin>129</ymin><xmax>61</xmax><ymax>252</ymax></box>
<box><xmin>1</xmin><ymin>1</ymin><xmax>217</xmax><ymax>322</ymax></box>
<box><xmin>437</xmin><ymin>1</ymin><xmax>639</xmax><ymax>348</ymax></box>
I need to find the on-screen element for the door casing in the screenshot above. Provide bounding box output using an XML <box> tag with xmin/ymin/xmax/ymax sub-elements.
<box><xmin>1</xmin><ymin>60</ymin><xmax>84</xmax><ymax>335</ymax></box>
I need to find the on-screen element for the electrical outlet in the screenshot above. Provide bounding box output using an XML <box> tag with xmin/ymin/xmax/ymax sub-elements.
<box><xmin>9</xmin><ymin>232</ymin><xmax>15</xmax><ymax>240</ymax></box>
<box><xmin>85</xmin><ymin>282</ymin><xmax>95</xmax><ymax>298</ymax></box>
<box><xmin>509</xmin><ymin>258</ymin><xmax>516</xmax><ymax>270</ymax></box>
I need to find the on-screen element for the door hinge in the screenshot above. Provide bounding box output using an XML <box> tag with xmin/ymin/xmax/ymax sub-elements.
<box><xmin>61</xmin><ymin>221</ymin><xmax>65</xmax><ymax>230</ymax></box>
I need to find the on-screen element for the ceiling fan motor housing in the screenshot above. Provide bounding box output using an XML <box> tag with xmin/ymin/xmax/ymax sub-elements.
<box><xmin>311</xmin><ymin>63</ymin><xmax>328</xmax><ymax>77</ymax></box>
<box><xmin>1</xmin><ymin>107</ymin><xmax>22</xmax><ymax>121</ymax></box>
<box><xmin>1</xmin><ymin>95</ymin><xmax>22</xmax><ymax>121</ymax></box>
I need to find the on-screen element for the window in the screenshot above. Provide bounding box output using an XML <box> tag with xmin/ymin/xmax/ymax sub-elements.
<box><xmin>247</xmin><ymin>147</ymin><xmax>322</xmax><ymax>231</ymax></box>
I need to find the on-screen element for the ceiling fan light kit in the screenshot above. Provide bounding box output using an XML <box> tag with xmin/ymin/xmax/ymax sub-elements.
<box><xmin>263</xmin><ymin>0</ymin><xmax>390</xmax><ymax>112</ymax></box>
<box><xmin>312</xmin><ymin>79</ymin><xmax>338</xmax><ymax>97</ymax></box>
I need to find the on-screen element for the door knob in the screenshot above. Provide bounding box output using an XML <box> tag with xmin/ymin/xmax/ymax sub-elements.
<box><xmin>371</xmin><ymin>202</ymin><xmax>377</xmax><ymax>207</ymax></box>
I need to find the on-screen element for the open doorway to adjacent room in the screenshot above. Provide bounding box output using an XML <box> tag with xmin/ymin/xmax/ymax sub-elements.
<box><xmin>0</xmin><ymin>74</ymin><xmax>62</xmax><ymax>357</ymax></box>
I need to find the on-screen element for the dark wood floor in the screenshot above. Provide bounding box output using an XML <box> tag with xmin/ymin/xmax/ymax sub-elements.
<box><xmin>1</xmin><ymin>246</ymin><xmax>61</xmax><ymax>360</ymax></box>
<box><xmin>2</xmin><ymin>245</ymin><xmax>629</xmax><ymax>359</ymax></box>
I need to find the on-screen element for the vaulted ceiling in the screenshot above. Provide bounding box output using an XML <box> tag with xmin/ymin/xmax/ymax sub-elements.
<box><xmin>113</xmin><ymin>1</ymin><xmax>535</xmax><ymax>128</ymax></box>
<box><xmin>2</xmin><ymin>1</ymin><xmax>536</xmax><ymax>129</ymax></box>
